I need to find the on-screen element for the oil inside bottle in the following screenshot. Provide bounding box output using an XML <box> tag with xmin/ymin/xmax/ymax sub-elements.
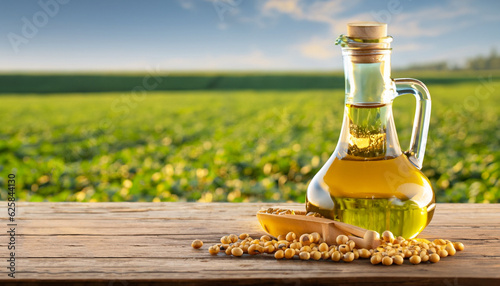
<box><xmin>306</xmin><ymin>103</ymin><xmax>435</xmax><ymax>238</ymax></box>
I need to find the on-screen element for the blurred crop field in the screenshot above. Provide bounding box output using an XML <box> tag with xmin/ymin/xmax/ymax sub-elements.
<box><xmin>0</xmin><ymin>71</ymin><xmax>499</xmax><ymax>203</ymax></box>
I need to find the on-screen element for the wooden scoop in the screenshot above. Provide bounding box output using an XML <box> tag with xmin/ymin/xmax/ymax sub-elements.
<box><xmin>257</xmin><ymin>207</ymin><xmax>381</xmax><ymax>249</ymax></box>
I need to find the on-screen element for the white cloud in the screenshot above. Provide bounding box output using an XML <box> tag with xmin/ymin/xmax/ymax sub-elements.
<box><xmin>260</xmin><ymin>0</ymin><xmax>478</xmax><ymax>37</ymax></box>
<box><xmin>388</xmin><ymin>3</ymin><xmax>476</xmax><ymax>38</ymax></box>
<box><xmin>261</xmin><ymin>0</ymin><xmax>358</xmax><ymax>32</ymax></box>
<box><xmin>260</xmin><ymin>0</ymin><xmax>480</xmax><ymax>64</ymax></box>
<box><xmin>297</xmin><ymin>37</ymin><xmax>336</xmax><ymax>60</ymax></box>
<box><xmin>262</xmin><ymin>0</ymin><xmax>303</xmax><ymax>17</ymax></box>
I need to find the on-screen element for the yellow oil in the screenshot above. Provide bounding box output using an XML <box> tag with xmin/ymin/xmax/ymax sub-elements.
<box><xmin>306</xmin><ymin>103</ymin><xmax>435</xmax><ymax>238</ymax></box>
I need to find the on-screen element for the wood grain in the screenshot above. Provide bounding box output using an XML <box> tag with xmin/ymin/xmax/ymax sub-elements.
<box><xmin>0</xmin><ymin>202</ymin><xmax>499</xmax><ymax>285</ymax></box>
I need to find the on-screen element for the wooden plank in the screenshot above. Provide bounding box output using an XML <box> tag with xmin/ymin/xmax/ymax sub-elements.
<box><xmin>0</xmin><ymin>202</ymin><xmax>498</xmax><ymax>285</ymax></box>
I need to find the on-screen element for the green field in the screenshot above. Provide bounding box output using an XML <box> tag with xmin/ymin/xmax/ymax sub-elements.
<box><xmin>0</xmin><ymin>72</ymin><xmax>499</xmax><ymax>203</ymax></box>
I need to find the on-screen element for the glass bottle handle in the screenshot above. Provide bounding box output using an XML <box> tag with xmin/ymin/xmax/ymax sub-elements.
<box><xmin>394</xmin><ymin>78</ymin><xmax>432</xmax><ymax>169</ymax></box>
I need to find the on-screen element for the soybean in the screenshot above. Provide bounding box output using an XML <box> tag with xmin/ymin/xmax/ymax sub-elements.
<box><xmin>382</xmin><ymin>230</ymin><xmax>395</xmax><ymax>243</ymax></box>
<box><xmin>274</xmin><ymin>250</ymin><xmax>284</xmax><ymax>259</ymax></box>
<box><xmin>445</xmin><ymin>243</ymin><xmax>456</xmax><ymax>256</ymax></box>
<box><xmin>300</xmin><ymin>246</ymin><xmax>311</xmax><ymax>252</ymax></box>
<box><xmin>311</xmin><ymin>251</ymin><xmax>322</xmax><ymax>261</ymax></box>
<box><xmin>331</xmin><ymin>251</ymin><xmax>342</xmax><ymax>262</ymax></box>
<box><xmin>299</xmin><ymin>251</ymin><xmax>310</xmax><ymax>260</ymax></box>
<box><xmin>247</xmin><ymin>244</ymin><xmax>259</xmax><ymax>255</ymax></box>
<box><xmin>336</xmin><ymin>235</ymin><xmax>349</xmax><ymax>245</ymax></box>
<box><xmin>359</xmin><ymin>248</ymin><xmax>371</xmax><ymax>259</ymax></box>
<box><xmin>286</xmin><ymin>232</ymin><xmax>297</xmax><ymax>242</ymax></box>
<box><xmin>191</xmin><ymin>239</ymin><xmax>203</xmax><ymax>249</ymax></box>
<box><xmin>409</xmin><ymin>255</ymin><xmax>421</xmax><ymax>265</ymax></box>
<box><xmin>227</xmin><ymin>234</ymin><xmax>238</xmax><ymax>243</ymax></box>
<box><xmin>429</xmin><ymin>253</ymin><xmax>440</xmax><ymax>263</ymax></box>
<box><xmin>284</xmin><ymin>248</ymin><xmax>295</xmax><ymax>259</ymax></box>
<box><xmin>438</xmin><ymin>249</ymin><xmax>448</xmax><ymax>258</ymax></box>
<box><xmin>260</xmin><ymin>235</ymin><xmax>271</xmax><ymax>242</ymax></box>
<box><xmin>347</xmin><ymin>240</ymin><xmax>356</xmax><ymax>250</ymax></box>
<box><xmin>343</xmin><ymin>252</ymin><xmax>355</xmax><ymax>262</ymax></box>
<box><xmin>318</xmin><ymin>242</ymin><xmax>329</xmax><ymax>252</ymax></box>
<box><xmin>300</xmin><ymin>234</ymin><xmax>312</xmax><ymax>246</ymax></box>
<box><xmin>382</xmin><ymin>256</ymin><xmax>393</xmax><ymax>266</ymax></box>
<box><xmin>209</xmin><ymin>245</ymin><xmax>220</xmax><ymax>255</ymax></box>
<box><xmin>393</xmin><ymin>255</ymin><xmax>404</xmax><ymax>265</ymax></box>
<box><xmin>338</xmin><ymin>244</ymin><xmax>349</xmax><ymax>254</ymax></box>
<box><xmin>310</xmin><ymin>232</ymin><xmax>321</xmax><ymax>243</ymax></box>
<box><xmin>231</xmin><ymin>247</ymin><xmax>243</xmax><ymax>257</ymax></box>
<box><xmin>321</xmin><ymin>251</ymin><xmax>330</xmax><ymax>260</ymax></box>
<box><xmin>353</xmin><ymin>249</ymin><xmax>359</xmax><ymax>260</ymax></box>
<box><xmin>370</xmin><ymin>255</ymin><xmax>382</xmax><ymax>265</ymax></box>
<box><xmin>220</xmin><ymin>236</ymin><xmax>230</xmax><ymax>244</ymax></box>
<box><xmin>454</xmin><ymin>242</ymin><xmax>465</xmax><ymax>251</ymax></box>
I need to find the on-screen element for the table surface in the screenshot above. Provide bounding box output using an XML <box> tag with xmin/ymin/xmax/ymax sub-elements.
<box><xmin>1</xmin><ymin>202</ymin><xmax>499</xmax><ymax>285</ymax></box>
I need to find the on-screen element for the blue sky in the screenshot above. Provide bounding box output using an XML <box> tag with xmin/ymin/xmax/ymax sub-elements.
<box><xmin>1</xmin><ymin>0</ymin><xmax>499</xmax><ymax>71</ymax></box>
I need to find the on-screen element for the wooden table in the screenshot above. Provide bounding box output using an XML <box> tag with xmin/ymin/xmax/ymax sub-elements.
<box><xmin>1</xmin><ymin>202</ymin><xmax>499</xmax><ymax>285</ymax></box>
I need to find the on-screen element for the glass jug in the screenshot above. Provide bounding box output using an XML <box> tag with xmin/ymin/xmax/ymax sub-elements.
<box><xmin>305</xmin><ymin>22</ymin><xmax>435</xmax><ymax>238</ymax></box>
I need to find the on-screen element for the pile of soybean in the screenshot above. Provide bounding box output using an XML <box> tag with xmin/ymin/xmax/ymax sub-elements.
<box><xmin>191</xmin><ymin>230</ymin><xmax>464</xmax><ymax>265</ymax></box>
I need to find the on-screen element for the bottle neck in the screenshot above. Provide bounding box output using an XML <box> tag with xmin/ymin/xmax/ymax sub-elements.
<box><xmin>343</xmin><ymin>52</ymin><xmax>394</xmax><ymax>105</ymax></box>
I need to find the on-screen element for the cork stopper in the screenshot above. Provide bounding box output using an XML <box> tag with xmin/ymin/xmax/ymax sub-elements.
<box><xmin>345</xmin><ymin>22</ymin><xmax>389</xmax><ymax>63</ymax></box>
<box><xmin>347</xmin><ymin>22</ymin><xmax>387</xmax><ymax>39</ymax></box>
